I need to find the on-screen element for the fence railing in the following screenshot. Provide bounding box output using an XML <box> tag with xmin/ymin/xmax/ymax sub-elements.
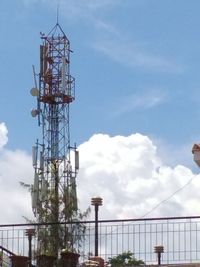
<box><xmin>1</xmin><ymin>216</ymin><xmax>200</xmax><ymax>266</ymax></box>
<box><xmin>92</xmin><ymin>216</ymin><xmax>200</xmax><ymax>264</ymax></box>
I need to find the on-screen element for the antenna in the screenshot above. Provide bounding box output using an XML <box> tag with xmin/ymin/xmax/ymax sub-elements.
<box><xmin>56</xmin><ymin>3</ymin><xmax>59</xmax><ymax>24</ymax></box>
<box><xmin>32</xmin><ymin>65</ymin><xmax>38</xmax><ymax>89</ymax></box>
<box><xmin>30</xmin><ymin>22</ymin><xmax>79</xmax><ymax>259</ymax></box>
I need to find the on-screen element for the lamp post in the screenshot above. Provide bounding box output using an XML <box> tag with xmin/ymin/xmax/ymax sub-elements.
<box><xmin>25</xmin><ymin>228</ymin><xmax>36</xmax><ymax>267</ymax></box>
<box><xmin>91</xmin><ymin>197</ymin><xmax>103</xmax><ymax>256</ymax></box>
<box><xmin>154</xmin><ymin>245</ymin><xmax>164</xmax><ymax>265</ymax></box>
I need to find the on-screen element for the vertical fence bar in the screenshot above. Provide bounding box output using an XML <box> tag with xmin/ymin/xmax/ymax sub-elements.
<box><xmin>139</xmin><ymin>223</ymin><xmax>141</xmax><ymax>260</ymax></box>
<box><xmin>191</xmin><ymin>221</ymin><xmax>193</xmax><ymax>261</ymax></box>
<box><xmin>196</xmin><ymin>221</ymin><xmax>198</xmax><ymax>260</ymax></box>
<box><xmin>167</xmin><ymin>220</ymin><xmax>169</xmax><ymax>264</ymax></box>
<box><xmin>132</xmin><ymin>224</ymin><xmax>135</xmax><ymax>258</ymax></box>
<box><xmin>150</xmin><ymin>223</ymin><xmax>152</xmax><ymax>263</ymax></box>
<box><xmin>144</xmin><ymin>221</ymin><xmax>146</xmax><ymax>264</ymax></box>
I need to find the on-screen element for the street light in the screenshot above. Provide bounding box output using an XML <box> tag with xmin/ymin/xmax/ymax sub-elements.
<box><xmin>25</xmin><ymin>228</ymin><xmax>36</xmax><ymax>267</ymax></box>
<box><xmin>154</xmin><ymin>245</ymin><xmax>164</xmax><ymax>265</ymax></box>
<box><xmin>91</xmin><ymin>197</ymin><xmax>103</xmax><ymax>256</ymax></box>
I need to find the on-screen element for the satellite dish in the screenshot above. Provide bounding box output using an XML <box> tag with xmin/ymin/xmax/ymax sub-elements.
<box><xmin>31</xmin><ymin>109</ymin><xmax>39</xmax><ymax>117</ymax></box>
<box><xmin>30</xmin><ymin>87</ymin><xmax>39</xmax><ymax>97</ymax></box>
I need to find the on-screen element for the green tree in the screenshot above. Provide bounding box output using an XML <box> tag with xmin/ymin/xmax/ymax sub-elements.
<box><xmin>108</xmin><ymin>251</ymin><xmax>144</xmax><ymax>266</ymax></box>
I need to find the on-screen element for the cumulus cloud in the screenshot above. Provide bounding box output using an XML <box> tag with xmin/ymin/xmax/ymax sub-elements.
<box><xmin>0</xmin><ymin>148</ymin><xmax>34</xmax><ymax>224</ymax></box>
<box><xmin>77</xmin><ymin>133</ymin><xmax>198</xmax><ymax>220</ymax></box>
<box><xmin>0</xmin><ymin>123</ymin><xmax>8</xmax><ymax>149</ymax></box>
<box><xmin>0</xmin><ymin>122</ymin><xmax>198</xmax><ymax>224</ymax></box>
<box><xmin>0</xmin><ymin>123</ymin><xmax>33</xmax><ymax>224</ymax></box>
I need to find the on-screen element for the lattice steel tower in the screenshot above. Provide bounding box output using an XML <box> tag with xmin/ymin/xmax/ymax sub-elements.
<box><xmin>30</xmin><ymin>23</ymin><xmax>79</xmax><ymax>258</ymax></box>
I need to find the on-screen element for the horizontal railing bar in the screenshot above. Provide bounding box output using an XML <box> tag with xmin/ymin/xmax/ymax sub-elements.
<box><xmin>0</xmin><ymin>215</ymin><xmax>199</xmax><ymax>228</ymax></box>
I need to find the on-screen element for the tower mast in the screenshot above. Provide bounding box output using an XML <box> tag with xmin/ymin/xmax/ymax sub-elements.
<box><xmin>31</xmin><ymin>23</ymin><xmax>79</xmax><ymax>258</ymax></box>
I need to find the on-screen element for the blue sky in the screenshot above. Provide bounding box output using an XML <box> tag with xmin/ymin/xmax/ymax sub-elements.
<box><xmin>1</xmin><ymin>0</ymin><xmax>200</xmax><ymax>158</ymax></box>
<box><xmin>2</xmin><ymin>0</ymin><xmax>200</xmax><ymax>222</ymax></box>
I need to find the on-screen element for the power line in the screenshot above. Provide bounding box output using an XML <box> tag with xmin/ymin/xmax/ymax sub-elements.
<box><xmin>140</xmin><ymin>174</ymin><xmax>196</xmax><ymax>218</ymax></box>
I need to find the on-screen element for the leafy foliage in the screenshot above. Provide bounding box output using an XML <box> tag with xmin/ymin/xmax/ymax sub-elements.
<box><xmin>20</xmin><ymin>177</ymin><xmax>91</xmax><ymax>257</ymax></box>
<box><xmin>108</xmin><ymin>251</ymin><xmax>144</xmax><ymax>266</ymax></box>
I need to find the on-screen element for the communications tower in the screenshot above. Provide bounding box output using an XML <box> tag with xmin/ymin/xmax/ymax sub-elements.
<box><xmin>30</xmin><ymin>23</ymin><xmax>79</xmax><ymax>258</ymax></box>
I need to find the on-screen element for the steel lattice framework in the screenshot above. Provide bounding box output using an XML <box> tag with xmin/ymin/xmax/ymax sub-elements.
<box><xmin>31</xmin><ymin>23</ymin><xmax>79</xmax><ymax>258</ymax></box>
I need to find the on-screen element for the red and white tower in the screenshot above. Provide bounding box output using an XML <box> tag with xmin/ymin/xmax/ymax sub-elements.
<box><xmin>30</xmin><ymin>23</ymin><xmax>79</xmax><ymax>258</ymax></box>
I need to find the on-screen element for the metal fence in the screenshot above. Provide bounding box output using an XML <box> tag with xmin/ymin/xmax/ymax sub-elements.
<box><xmin>1</xmin><ymin>216</ymin><xmax>200</xmax><ymax>266</ymax></box>
<box><xmin>94</xmin><ymin>216</ymin><xmax>200</xmax><ymax>264</ymax></box>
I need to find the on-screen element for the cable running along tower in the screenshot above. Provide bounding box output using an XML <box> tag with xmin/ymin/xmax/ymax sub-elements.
<box><xmin>30</xmin><ymin>23</ymin><xmax>79</xmax><ymax>257</ymax></box>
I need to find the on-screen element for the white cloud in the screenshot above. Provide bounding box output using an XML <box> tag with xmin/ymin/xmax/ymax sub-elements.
<box><xmin>112</xmin><ymin>89</ymin><xmax>168</xmax><ymax>117</ymax></box>
<box><xmin>20</xmin><ymin>0</ymin><xmax>183</xmax><ymax>73</ymax></box>
<box><xmin>22</xmin><ymin>0</ymin><xmax>120</xmax><ymax>19</ymax></box>
<box><xmin>77</xmin><ymin>133</ymin><xmax>199</xmax><ymax>220</ymax></box>
<box><xmin>93</xmin><ymin>38</ymin><xmax>183</xmax><ymax>73</ymax></box>
<box><xmin>0</xmin><ymin>122</ymin><xmax>33</xmax><ymax>223</ymax></box>
<box><xmin>153</xmin><ymin>137</ymin><xmax>194</xmax><ymax>169</ymax></box>
<box><xmin>0</xmin><ymin>123</ymin><xmax>8</xmax><ymax>149</ymax></box>
<box><xmin>0</xmin><ymin>148</ymin><xmax>33</xmax><ymax>223</ymax></box>
<box><xmin>0</xmin><ymin>123</ymin><xmax>198</xmax><ymax>224</ymax></box>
